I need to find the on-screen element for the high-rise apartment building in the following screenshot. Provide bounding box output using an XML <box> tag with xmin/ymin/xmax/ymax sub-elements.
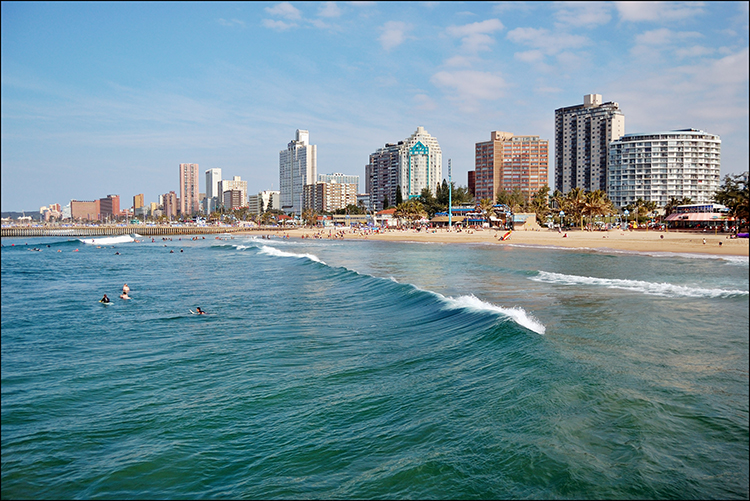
<box><xmin>318</xmin><ymin>173</ymin><xmax>360</xmax><ymax>188</ymax></box>
<box><xmin>99</xmin><ymin>194</ymin><xmax>120</xmax><ymax>220</ymax></box>
<box><xmin>608</xmin><ymin>129</ymin><xmax>721</xmax><ymax>208</ymax></box>
<box><xmin>248</xmin><ymin>190</ymin><xmax>280</xmax><ymax>214</ymax></box>
<box><xmin>304</xmin><ymin>181</ymin><xmax>359</xmax><ymax>213</ymax></box>
<box><xmin>205</xmin><ymin>168</ymin><xmax>222</xmax><ymax>213</ymax></box>
<box><xmin>555</xmin><ymin>94</ymin><xmax>625</xmax><ymax>194</ymax></box>
<box><xmin>366</xmin><ymin>142</ymin><xmax>401</xmax><ymax>211</ymax></box>
<box><xmin>70</xmin><ymin>200</ymin><xmax>100</xmax><ymax>221</ymax></box>
<box><xmin>220</xmin><ymin>176</ymin><xmax>247</xmax><ymax>209</ymax></box>
<box><xmin>280</xmin><ymin>129</ymin><xmax>317</xmax><ymax>215</ymax></box>
<box><xmin>399</xmin><ymin>126</ymin><xmax>442</xmax><ymax>199</ymax></box>
<box><xmin>365</xmin><ymin>126</ymin><xmax>443</xmax><ymax>210</ymax></box>
<box><xmin>179</xmin><ymin>163</ymin><xmax>200</xmax><ymax>216</ymax></box>
<box><xmin>474</xmin><ymin>131</ymin><xmax>549</xmax><ymax>202</ymax></box>
<box><xmin>163</xmin><ymin>191</ymin><xmax>178</xmax><ymax>219</ymax></box>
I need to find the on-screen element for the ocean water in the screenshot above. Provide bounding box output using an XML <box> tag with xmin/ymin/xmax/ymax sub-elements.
<box><xmin>1</xmin><ymin>233</ymin><xmax>748</xmax><ymax>500</ymax></box>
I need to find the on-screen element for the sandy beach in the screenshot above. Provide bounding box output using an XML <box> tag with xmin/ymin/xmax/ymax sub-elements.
<box><xmin>262</xmin><ymin>226</ymin><xmax>749</xmax><ymax>257</ymax></box>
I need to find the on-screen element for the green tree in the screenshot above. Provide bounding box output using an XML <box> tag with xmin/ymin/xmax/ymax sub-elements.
<box><xmin>382</xmin><ymin>195</ymin><xmax>389</xmax><ymax>210</ymax></box>
<box><xmin>394</xmin><ymin>199</ymin><xmax>427</xmax><ymax>228</ymax></box>
<box><xmin>451</xmin><ymin>184</ymin><xmax>472</xmax><ymax>205</ymax></box>
<box><xmin>395</xmin><ymin>185</ymin><xmax>403</xmax><ymax>206</ymax></box>
<box><xmin>418</xmin><ymin>187</ymin><xmax>443</xmax><ymax>217</ymax></box>
<box><xmin>583</xmin><ymin>190</ymin><xmax>613</xmax><ymax>228</ymax></box>
<box><xmin>530</xmin><ymin>185</ymin><xmax>551</xmax><ymax>224</ymax></box>
<box><xmin>301</xmin><ymin>208</ymin><xmax>318</xmax><ymax>226</ymax></box>
<box><xmin>565</xmin><ymin>187</ymin><xmax>587</xmax><ymax>228</ymax></box>
<box><xmin>478</xmin><ymin>198</ymin><xmax>496</xmax><ymax>227</ymax></box>
<box><xmin>713</xmin><ymin>171</ymin><xmax>749</xmax><ymax>230</ymax></box>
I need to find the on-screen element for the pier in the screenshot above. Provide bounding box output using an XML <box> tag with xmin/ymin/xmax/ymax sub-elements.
<box><xmin>0</xmin><ymin>225</ymin><xmax>283</xmax><ymax>238</ymax></box>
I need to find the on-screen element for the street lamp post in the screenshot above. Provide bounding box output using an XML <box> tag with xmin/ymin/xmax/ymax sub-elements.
<box><xmin>448</xmin><ymin>159</ymin><xmax>452</xmax><ymax>230</ymax></box>
<box><xmin>624</xmin><ymin>210</ymin><xmax>629</xmax><ymax>229</ymax></box>
<box><xmin>559</xmin><ymin>210</ymin><xmax>565</xmax><ymax>229</ymax></box>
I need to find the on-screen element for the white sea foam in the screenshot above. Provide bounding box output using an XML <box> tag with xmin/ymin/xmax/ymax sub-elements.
<box><xmin>258</xmin><ymin>245</ymin><xmax>325</xmax><ymax>264</ymax></box>
<box><xmin>532</xmin><ymin>271</ymin><xmax>749</xmax><ymax>298</ymax></box>
<box><xmin>441</xmin><ymin>294</ymin><xmax>546</xmax><ymax>335</ymax></box>
<box><xmin>80</xmin><ymin>235</ymin><xmax>135</xmax><ymax>245</ymax></box>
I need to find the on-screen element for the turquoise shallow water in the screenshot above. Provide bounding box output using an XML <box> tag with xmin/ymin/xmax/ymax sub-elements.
<box><xmin>1</xmin><ymin>234</ymin><xmax>748</xmax><ymax>499</ymax></box>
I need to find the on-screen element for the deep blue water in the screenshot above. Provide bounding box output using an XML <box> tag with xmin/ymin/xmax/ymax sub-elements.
<box><xmin>2</xmin><ymin>234</ymin><xmax>748</xmax><ymax>499</ymax></box>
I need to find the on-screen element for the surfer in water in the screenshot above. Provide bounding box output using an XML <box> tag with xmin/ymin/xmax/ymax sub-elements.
<box><xmin>100</xmin><ymin>294</ymin><xmax>110</xmax><ymax>303</ymax></box>
<box><xmin>195</xmin><ymin>307</ymin><xmax>206</xmax><ymax>314</ymax></box>
<box><xmin>119</xmin><ymin>292</ymin><xmax>130</xmax><ymax>300</ymax></box>
<box><xmin>122</xmin><ymin>283</ymin><xmax>130</xmax><ymax>295</ymax></box>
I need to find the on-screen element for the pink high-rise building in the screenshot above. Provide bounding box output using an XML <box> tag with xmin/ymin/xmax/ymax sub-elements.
<box><xmin>179</xmin><ymin>163</ymin><xmax>200</xmax><ymax>216</ymax></box>
<box><xmin>474</xmin><ymin>131</ymin><xmax>549</xmax><ymax>203</ymax></box>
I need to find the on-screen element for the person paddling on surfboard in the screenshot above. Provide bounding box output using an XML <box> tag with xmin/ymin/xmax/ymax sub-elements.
<box><xmin>100</xmin><ymin>294</ymin><xmax>110</xmax><ymax>303</ymax></box>
<box><xmin>195</xmin><ymin>307</ymin><xmax>206</xmax><ymax>314</ymax></box>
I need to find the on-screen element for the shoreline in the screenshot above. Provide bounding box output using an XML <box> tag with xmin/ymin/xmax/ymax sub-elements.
<box><xmin>250</xmin><ymin>227</ymin><xmax>750</xmax><ymax>257</ymax></box>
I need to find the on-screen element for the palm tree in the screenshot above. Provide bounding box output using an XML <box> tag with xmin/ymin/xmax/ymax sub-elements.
<box><xmin>478</xmin><ymin>198</ymin><xmax>496</xmax><ymax>227</ymax></box>
<box><xmin>566</xmin><ymin>187</ymin><xmax>587</xmax><ymax>229</ymax></box>
<box><xmin>583</xmin><ymin>190</ymin><xmax>612</xmax><ymax>228</ymax></box>
<box><xmin>394</xmin><ymin>200</ymin><xmax>427</xmax><ymax>228</ymax></box>
<box><xmin>301</xmin><ymin>208</ymin><xmax>318</xmax><ymax>227</ymax></box>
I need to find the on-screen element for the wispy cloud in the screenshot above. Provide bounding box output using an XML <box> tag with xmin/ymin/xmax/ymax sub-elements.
<box><xmin>614</xmin><ymin>1</ymin><xmax>705</xmax><ymax>22</ymax></box>
<box><xmin>265</xmin><ymin>2</ymin><xmax>302</xmax><ymax>20</ymax></box>
<box><xmin>446</xmin><ymin>18</ymin><xmax>504</xmax><ymax>52</ymax></box>
<box><xmin>262</xmin><ymin>19</ymin><xmax>297</xmax><ymax>31</ymax></box>
<box><xmin>378</xmin><ymin>21</ymin><xmax>412</xmax><ymax>51</ymax></box>
<box><xmin>554</xmin><ymin>2</ymin><xmax>612</xmax><ymax>27</ymax></box>
<box><xmin>318</xmin><ymin>2</ymin><xmax>342</xmax><ymax>18</ymax></box>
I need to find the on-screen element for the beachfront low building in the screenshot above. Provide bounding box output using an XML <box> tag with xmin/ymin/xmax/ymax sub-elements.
<box><xmin>608</xmin><ymin>129</ymin><xmax>721</xmax><ymax>209</ymax></box>
<box><xmin>663</xmin><ymin>203</ymin><xmax>734</xmax><ymax>231</ymax></box>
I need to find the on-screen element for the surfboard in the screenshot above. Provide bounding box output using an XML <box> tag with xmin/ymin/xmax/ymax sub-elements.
<box><xmin>99</xmin><ymin>301</ymin><xmax>112</xmax><ymax>305</ymax></box>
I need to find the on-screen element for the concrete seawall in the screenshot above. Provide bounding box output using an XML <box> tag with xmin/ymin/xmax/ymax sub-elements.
<box><xmin>1</xmin><ymin>225</ymin><xmax>281</xmax><ymax>238</ymax></box>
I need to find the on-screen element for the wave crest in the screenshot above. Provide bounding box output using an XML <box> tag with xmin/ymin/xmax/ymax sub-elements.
<box><xmin>532</xmin><ymin>271</ymin><xmax>748</xmax><ymax>298</ymax></box>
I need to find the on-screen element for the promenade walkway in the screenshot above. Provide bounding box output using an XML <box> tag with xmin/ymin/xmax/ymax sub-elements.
<box><xmin>1</xmin><ymin>224</ymin><xmax>282</xmax><ymax>238</ymax></box>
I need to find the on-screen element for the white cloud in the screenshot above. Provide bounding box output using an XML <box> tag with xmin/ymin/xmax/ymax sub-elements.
<box><xmin>446</xmin><ymin>18</ymin><xmax>504</xmax><ymax>52</ymax></box>
<box><xmin>379</xmin><ymin>21</ymin><xmax>411</xmax><ymax>51</ymax></box>
<box><xmin>262</xmin><ymin>19</ymin><xmax>297</xmax><ymax>31</ymax></box>
<box><xmin>318</xmin><ymin>2</ymin><xmax>342</xmax><ymax>18</ymax></box>
<box><xmin>443</xmin><ymin>55</ymin><xmax>474</xmax><ymax>67</ymax></box>
<box><xmin>614</xmin><ymin>1</ymin><xmax>705</xmax><ymax>22</ymax></box>
<box><xmin>431</xmin><ymin>70</ymin><xmax>507</xmax><ymax>110</ymax></box>
<box><xmin>554</xmin><ymin>2</ymin><xmax>612</xmax><ymax>27</ymax></box>
<box><xmin>514</xmin><ymin>49</ymin><xmax>544</xmax><ymax>63</ymax></box>
<box><xmin>506</xmin><ymin>27</ymin><xmax>589</xmax><ymax>55</ymax></box>
<box><xmin>265</xmin><ymin>2</ymin><xmax>302</xmax><ymax>21</ymax></box>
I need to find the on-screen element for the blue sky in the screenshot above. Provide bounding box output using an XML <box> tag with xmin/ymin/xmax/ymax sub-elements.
<box><xmin>2</xmin><ymin>1</ymin><xmax>748</xmax><ymax>212</ymax></box>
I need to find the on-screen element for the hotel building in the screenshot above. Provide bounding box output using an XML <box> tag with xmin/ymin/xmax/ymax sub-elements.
<box><xmin>248</xmin><ymin>190</ymin><xmax>280</xmax><ymax>215</ymax></box>
<box><xmin>179</xmin><ymin>163</ymin><xmax>200</xmax><ymax>216</ymax></box>
<box><xmin>474</xmin><ymin>131</ymin><xmax>549</xmax><ymax>202</ymax></box>
<box><xmin>555</xmin><ymin>94</ymin><xmax>625</xmax><ymax>194</ymax></box>
<box><xmin>608</xmin><ymin>129</ymin><xmax>721</xmax><ymax>208</ymax></box>
<box><xmin>220</xmin><ymin>176</ymin><xmax>248</xmax><ymax>209</ymax></box>
<box><xmin>366</xmin><ymin>142</ymin><xmax>401</xmax><ymax>211</ymax></box>
<box><xmin>304</xmin><ymin>180</ymin><xmax>359</xmax><ymax>213</ymax></box>
<box><xmin>205</xmin><ymin>168</ymin><xmax>222</xmax><ymax>213</ymax></box>
<box><xmin>99</xmin><ymin>194</ymin><xmax>120</xmax><ymax>220</ymax></box>
<box><xmin>280</xmin><ymin>129</ymin><xmax>317</xmax><ymax>215</ymax></box>
<box><xmin>365</xmin><ymin>126</ymin><xmax>443</xmax><ymax>210</ymax></box>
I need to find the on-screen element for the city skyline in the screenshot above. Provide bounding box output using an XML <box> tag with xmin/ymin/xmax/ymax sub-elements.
<box><xmin>2</xmin><ymin>1</ymin><xmax>748</xmax><ymax>212</ymax></box>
